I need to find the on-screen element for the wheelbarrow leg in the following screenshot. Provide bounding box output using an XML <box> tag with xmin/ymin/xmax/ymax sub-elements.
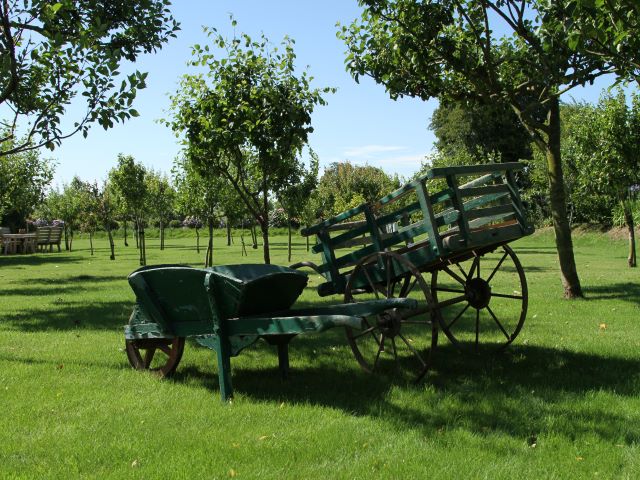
<box><xmin>264</xmin><ymin>335</ymin><xmax>296</xmax><ymax>380</ymax></box>
<box><xmin>215</xmin><ymin>335</ymin><xmax>234</xmax><ymax>402</ymax></box>
<box><xmin>277</xmin><ymin>343</ymin><xmax>289</xmax><ymax>380</ymax></box>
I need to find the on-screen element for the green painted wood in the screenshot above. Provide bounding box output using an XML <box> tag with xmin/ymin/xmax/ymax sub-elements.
<box><xmin>124</xmin><ymin>322</ymin><xmax>168</xmax><ymax>340</ymax></box>
<box><xmin>376</xmin><ymin>178</ymin><xmax>421</xmax><ymax>206</ymax></box>
<box><xmin>416</xmin><ymin>180</ymin><xmax>444</xmax><ymax>255</ymax></box>
<box><xmin>226</xmin><ymin>314</ymin><xmax>364</xmax><ymax>336</ymax></box>
<box><xmin>317</xmin><ymin>229</ymin><xmax>342</xmax><ymax>288</ymax></box>
<box><xmin>426</xmin><ymin>161</ymin><xmax>524</xmax><ymax>179</ymax></box>
<box><xmin>300</xmin><ymin>203</ymin><xmax>367</xmax><ymax>236</ymax></box>
<box><xmin>459</xmin><ymin>184</ymin><xmax>510</xmax><ymax>197</ymax></box>
<box><xmin>504</xmin><ymin>170</ymin><xmax>528</xmax><ymax>226</ymax></box>
<box><xmin>446</xmin><ymin>174</ymin><xmax>471</xmax><ymax>247</ymax></box>
<box><xmin>208</xmin><ymin>264</ymin><xmax>308</xmax><ymax>318</ymax></box>
<box><xmin>317</xmin><ymin>243</ymin><xmax>378</xmax><ymax>274</ymax></box>
<box><xmin>311</xmin><ymin>222</ymin><xmax>371</xmax><ymax>254</ymax></box>
<box><xmin>194</xmin><ymin>334</ymin><xmax>260</xmax><ymax>357</ymax></box>
<box><xmin>465</xmin><ymin>204</ymin><xmax>515</xmax><ymax>221</ymax></box>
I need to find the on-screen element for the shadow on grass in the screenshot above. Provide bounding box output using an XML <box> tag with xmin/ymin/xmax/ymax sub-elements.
<box><xmin>173</xmin><ymin>341</ymin><xmax>640</xmax><ymax>444</ymax></box>
<box><xmin>584</xmin><ymin>282</ymin><xmax>640</xmax><ymax>306</ymax></box>
<box><xmin>3</xmin><ymin>300</ymin><xmax>132</xmax><ymax>331</ymax></box>
<box><xmin>0</xmin><ymin>254</ymin><xmax>84</xmax><ymax>267</ymax></box>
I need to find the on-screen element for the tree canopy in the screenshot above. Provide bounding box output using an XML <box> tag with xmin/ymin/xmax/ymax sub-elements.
<box><xmin>430</xmin><ymin>100</ymin><xmax>532</xmax><ymax>164</ymax></box>
<box><xmin>0</xmin><ymin>0</ymin><xmax>179</xmax><ymax>156</ymax></box>
<box><xmin>167</xmin><ymin>22</ymin><xmax>332</xmax><ymax>264</ymax></box>
<box><xmin>338</xmin><ymin>0</ymin><xmax>621</xmax><ymax>297</ymax></box>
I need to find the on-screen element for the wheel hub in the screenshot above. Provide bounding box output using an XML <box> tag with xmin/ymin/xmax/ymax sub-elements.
<box><xmin>376</xmin><ymin>309</ymin><xmax>401</xmax><ymax>337</ymax></box>
<box><xmin>465</xmin><ymin>278</ymin><xmax>492</xmax><ymax>309</ymax></box>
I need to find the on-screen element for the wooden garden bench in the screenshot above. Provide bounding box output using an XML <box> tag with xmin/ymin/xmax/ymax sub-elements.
<box><xmin>36</xmin><ymin>226</ymin><xmax>63</xmax><ymax>252</ymax></box>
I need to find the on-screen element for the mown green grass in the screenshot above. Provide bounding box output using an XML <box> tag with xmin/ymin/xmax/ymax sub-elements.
<box><xmin>2</xmin><ymin>229</ymin><xmax>640</xmax><ymax>479</ymax></box>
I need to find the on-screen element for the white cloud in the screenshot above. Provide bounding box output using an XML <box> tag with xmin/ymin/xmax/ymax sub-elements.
<box><xmin>343</xmin><ymin>145</ymin><xmax>406</xmax><ymax>158</ymax></box>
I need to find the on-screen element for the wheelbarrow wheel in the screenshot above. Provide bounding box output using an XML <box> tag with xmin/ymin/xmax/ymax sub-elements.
<box><xmin>125</xmin><ymin>337</ymin><xmax>185</xmax><ymax>377</ymax></box>
<box><xmin>431</xmin><ymin>244</ymin><xmax>528</xmax><ymax>354</ymax></box>
<box><xmin>344</xmin><ymin>251</ymin><xmax>439</xmax><ymax>382</ymax></box>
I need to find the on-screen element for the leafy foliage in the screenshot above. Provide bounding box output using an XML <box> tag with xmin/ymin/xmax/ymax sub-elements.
<box><xmin>0</xmin><ymin>1</ymin><xmax>179</xmax><ymax>156</ymax></box>
<box><xmin>430</xmin><ymin>100</ymin><xmax>532</xmax><ymax>164</ymax></box>
<box><xmin>312</xmin><ymin>161</ymin><xmax>399</xmax><ymax>219</ymax></box>
<box><xmin>0</xmin><ymin>140</ymin><xmax>54</xmax><ymax>226</ymax></box>
<box><xmin>166</xmin><ymin>21</ymin><xmax>333</xmax><ymax>263</ymax></box>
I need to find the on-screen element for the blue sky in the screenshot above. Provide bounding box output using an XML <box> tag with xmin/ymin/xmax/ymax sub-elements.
<box><xmin>52</xmin><ymin>0</ymin><xmax>615</xmax><ymax>187</ymax></box>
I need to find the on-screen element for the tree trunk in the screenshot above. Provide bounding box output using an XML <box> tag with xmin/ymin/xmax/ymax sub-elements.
<box><xmin>69</xmin><ymin>229</ymin><xmax>73</xmax><ymax>251</ymax></box>
<box><xmin>135</xmin><ymin>221</ymin><xmax>139</xmax><ymax>248</ymax></box>
<box><xmin>205</xmin><ymin>218</ymin><xmax>214</xmax><ymax>267</ymax></box>
<box><xmin>160</xmin><ymin>219</ymin><xmax>164</xmax><ymax>250</ymax></box>
<box><xmin>138</xmin><ymin>219</ymin><xmax>146</xmax><ymax>266</ymax></box>
<box><xmin>251</xmin><ymin>224</ymin><xmax>258</xmax><ymax>249</ymax></box>
<box><xmin>64</xmin><ymin>225</ymin><xmax>69</xmax><ymax>251</ymax></box>
<box><xmin>261</xmin><ymin>221</ymin><xmax>271</xmax><ymax>264</ymax></box>
<box><xmin>261</xmin><ymin>181</ymin><xmax>271</xmax><ymax>264</ymax></box>
<box><xmin>306</xmin><ymin>233</ymin><xmax>309</xmax><ymax>252</ymax></box>
<box><xmin>195</xmin><ymin>226</ymin><xmax>200</xmax><ymax>254</ymax></box>
<box><xmin>288</xmin><ymin>218</ymin><xmax>292</xmax><ymax>263</ymax></box>
<box><xmin>107</xmin><ymin>227</ymin><xmax>115</xmax><ymax>260</ymax></box>
<box><xmin>545</xmin><ymin>98</ymin><xmax>583</xmax><ymax>298</ymax></box>
<box><xmin>123</xmin><ymin>220</ymin><xmax>129</xmax><ymax>247</ymax></box>
<box><xmin>227</xmin><ymin>220</ymin><xmax>232</xmax><ymax>246</ymax></box>
<box><xmin>89</xmin><ymin>232</ymin><xmax>94</xmax><ymax>255</ymax></box>
<box><xmin>622</xmin><ymin>199</ymin><xmax>637</xmax><ymax>267</ymax></box>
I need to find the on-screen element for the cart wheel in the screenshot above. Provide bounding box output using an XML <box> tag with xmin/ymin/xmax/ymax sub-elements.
<box><xmin>344</xmin><ymin>251</ymin><xmax>439</xmax><ymax>382</ymax></box>
<box><xmin>125</xmin><ymin>337</ymin><xmax>185</xmax><ymax>377</ymax></box>
<box><xmin>431</xmin><ymin>244</ymin><xmax>527</xmax><ymax>354</ymax></box>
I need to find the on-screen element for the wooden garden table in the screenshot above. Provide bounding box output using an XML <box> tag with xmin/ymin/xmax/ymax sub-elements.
<box><xmin>2</xmin><ymin>233</ymin><xmax>37</xmax><ymax>254</ymax></box>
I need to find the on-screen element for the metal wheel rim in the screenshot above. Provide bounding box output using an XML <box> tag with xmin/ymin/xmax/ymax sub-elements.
<box><xmin>344</xmin><ymin>251</ymin><xmax>439</xmax><ymax>382</ymax></box>
<box><xmin>125</xmin><ymin>337</ymin><xmax>185</xmax><ymax>378</ymax></box>
<box><xmin>431</xmin><ymin>244</ymin><xmax>528</xmax><ymax>354</ymax></box>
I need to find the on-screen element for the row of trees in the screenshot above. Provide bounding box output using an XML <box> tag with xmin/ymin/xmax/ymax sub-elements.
<box><xmin>21</xmin><ymin>150</ymin><xmax>399</xmax><ymax>267</ymax></box>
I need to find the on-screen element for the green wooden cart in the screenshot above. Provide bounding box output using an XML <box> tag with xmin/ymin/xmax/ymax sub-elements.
<box><xmin>296</xmin><ymin>162</ymin><xmax>534</xmax><ymax>378</ymax></box>
<box><xmin>124</xmin><ymin>263</ymin><xmax>417</xmax><ymax>400</ymax></box>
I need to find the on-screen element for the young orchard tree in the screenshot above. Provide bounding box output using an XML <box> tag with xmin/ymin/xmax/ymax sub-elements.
<box><xmin>166</xmin><ymin>23</ymin><xmax>333</xmax><ymax>264</ymax></box>
<box><xmin>77</xmin><ymin>181</ymin><xmax>100</xmax><ymax>256</ymax></box>
<box><xmin>0</xmin><ymin>1</ymin><xmax>178</xmax><ymax>156</ymax></box>
<box><xmin>276</xmin><ymin>150</ymin><xmax>319</xmax><ymax>262</ymax></box>
<box><xmin>110</xmin><ymin>154</ymin><xmax>148</xmax><ymax>265</ymax></box>
<box><xmin>339</xmin><ymin>1</ymin><xmax>620</xmax><ymax>298</ymax></box>
<box><xmin>99</xmin><ymin>182</ymin><xmax>118</xmax><ymax>261</ymax></box>
<box><xmin>173</xmin><ymin>156</ymin><xmax>223</xmax><ymax>267</ymax></box>
<box><xmin>146</xmin><ymin>169</ymin><xmax>176</xmax><ymax>251</ymax></box>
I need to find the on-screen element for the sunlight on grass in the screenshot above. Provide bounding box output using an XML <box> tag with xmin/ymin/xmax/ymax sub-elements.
<box><xmin>1</xmin><ymin>229</ymin><xmax>640</xmax><ymax>478</ymax></box>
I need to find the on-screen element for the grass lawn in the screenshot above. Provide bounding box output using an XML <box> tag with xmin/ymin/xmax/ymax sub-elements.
<box><xmin>2</xmin><ymin>228</ymin><xmax>640</xmax><ymax>479</ymax></box>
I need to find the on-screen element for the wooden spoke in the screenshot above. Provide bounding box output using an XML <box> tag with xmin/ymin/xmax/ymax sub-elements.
<box><xmin>474</xmin><ymin>308</ymin><xmax>480</xmax><ymax>353</ymax></box>
<box><xmin>486</xmin><ymin>305</ymin><xmax>511</xmax><ymax>340</ymax></box>
<box><xmin>446</xmin><ymin>303</ymin><xmax>470</xmax><ymax>330</ymax></box>
<box><xmin>433</xmin><ymin>286</ymin><xmax>466</xmax><ymax>294</ymax></box>
<box><xmin>351</xmin><ymin>325</ymin><xmax>378</xmax><ymax>340</ymax></box>
<box><xmin>362</xmin><ymin>266</ymin><xmax>380</xmax><ymax>300</ymax></box>
<box><xmin>125</xmin><ymin>337</ymin><xmax>185</xmax><ymax>378</ymax></box>
<box><xmin>486</xmin><ymin>251</ymin><xmax>509</xmax><ymax>283</ymax></box>
<box><xmin>143</xmin><ymin>347</ymin><xmax>156</xmax><ymax>368</ymax></box>
<box><xmin>456</xmin><ymin>262</ymin><xmax>469</xmax><ymax>280</ymax></box>
<box><xmin>491</xmin><ymin>292</ymin><xmax>523</xmax><ymax>300</ymax></box>
<box><xmin>432</xmin><ymin>245</ymin><xmax>528</xmax><ymax>354</ymax></box>
<box><xmin>398</xmin><ymin>332</ymin><xmax>427</xmax><ymax>367</ymax></box>
<box><xmin>344</xmin><ymin>251</ymin><xmax>439</xmax><ymax>381</ymax></box>
<box><xmin>436</xmin><ymin>294</ymin><xmax>467</xmax><ymax>309</ymax></box>
<box><xmin>442</xmin><ymin>265</ymin><xmax>466</xmax><ymax>286</ymax></box>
